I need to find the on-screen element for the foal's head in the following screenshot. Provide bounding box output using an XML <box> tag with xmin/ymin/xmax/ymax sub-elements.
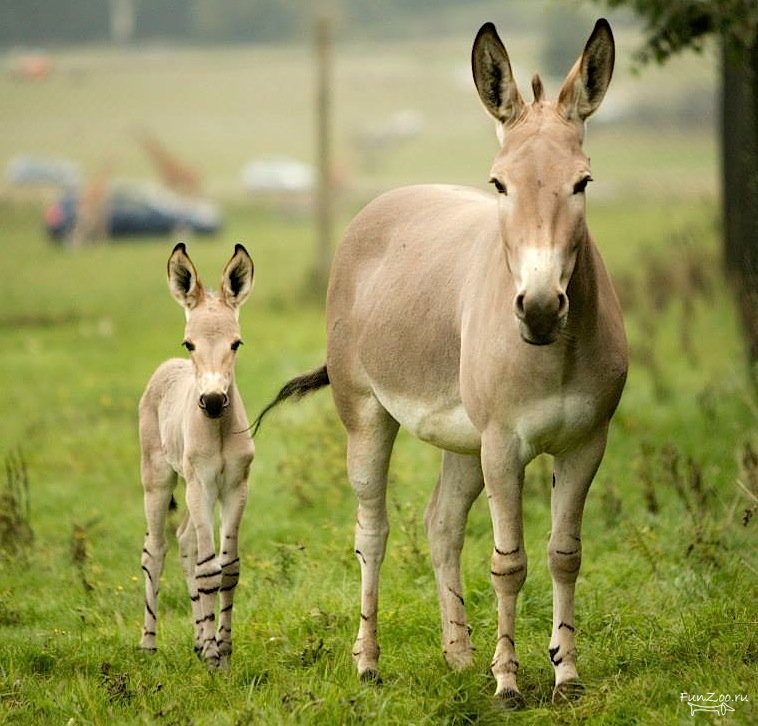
<box><xmin>167</xmin><ymin>243</ymin><xmax>254</xmax><ymax>418</ymax></box>
<box><xmin>472</xmin><ymin>19</ymin><xmax>614</xmax><ymax>345</ymax></box>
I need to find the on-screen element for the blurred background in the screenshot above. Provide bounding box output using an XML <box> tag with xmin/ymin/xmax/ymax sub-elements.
<box><xmin>0</xmin><ymin>0</ymin><xmax>721</xmax><ymax>225</ymax></box>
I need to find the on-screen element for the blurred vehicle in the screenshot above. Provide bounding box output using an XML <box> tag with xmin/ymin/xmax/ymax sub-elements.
<box><xmin>44</xmin><ymin>183</ymin><xmax>222</xmax><ymax>242</ymax></box>
<box><xmin>6</xmin><ymin>154</ymin><xmax>80</xmax><ymax>188</ymax></box>
<box><xmin>241</xmin><ymin>155</ymin><xmax>314</xmax><ymax>194</ymax></box>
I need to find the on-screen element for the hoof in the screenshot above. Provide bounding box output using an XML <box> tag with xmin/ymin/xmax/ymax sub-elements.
<box><xmin>138</xmin><ymin>645</ymin><xmax>157</xmax><ymax>655</ymax></box>
<box><xmin>205</xmin><ymin>655</ymin><xmax>222</xmax><ymax>672</ymax></box>
<box><xmin>552</xmin><ymin>678</ymin><xmax>585</xmax><ymax>705</ymax></box>
<box><xmin>358</xmin><ymin>668</ymin><xmax>382</xmax><ymax>686</ymax></box>
<box><xmin>495</xmin><ymin>688</ymin><xmax>526</xmax><ymax>711</ymax></box>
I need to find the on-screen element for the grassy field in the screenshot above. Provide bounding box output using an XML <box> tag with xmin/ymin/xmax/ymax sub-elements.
<box><xmin>0</xmin><ymin>34</ymin><xmax>756</xmax><ymax>725</ymax></box>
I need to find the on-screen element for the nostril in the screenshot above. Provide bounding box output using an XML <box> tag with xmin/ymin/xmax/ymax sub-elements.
<box><xmin>222</xmin><ymin>393</ymin><xmax>230</xmax><ymax>408</ymax></box>
<box><xmin>514</xmin><ymin>292</ymin><xmax>526</xmax><ymax>318</ymax></box>
<box><xmin>199</xmin><ymin>394</ymin><xmax>207</xmax><ymax>410</ymax></box>
<box><xmin>557</xmin><ymin>292</ymin><xmax>568</xmax><ymax>315</ymax></box>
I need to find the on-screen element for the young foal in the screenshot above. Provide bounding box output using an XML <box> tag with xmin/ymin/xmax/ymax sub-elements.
<box><xmin>255</xmin><ymin>19</ymin><xmax>627</xmax><ymax>706</ymax></box>
<box><xmin>139</xmin><ymin>243</ymin><xmax>255</xmax><ymax>669</ymax></box>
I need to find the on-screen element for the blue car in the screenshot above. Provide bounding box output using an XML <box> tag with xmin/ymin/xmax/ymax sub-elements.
<box><xmin>45</xmin><ymin>184</ymin><xmax>222</xmax><ymax>241</ymax></box>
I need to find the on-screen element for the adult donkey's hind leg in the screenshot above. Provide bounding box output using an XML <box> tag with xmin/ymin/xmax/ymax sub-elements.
<box><xmin>425</xmin><ymin>451</ymin><xmax>484</xmax><ymax>670</ymax></box>
<box><xmin>344</xmin><ymin>396</ymin><xmax>399</xmax><ymax>681</ymax></box>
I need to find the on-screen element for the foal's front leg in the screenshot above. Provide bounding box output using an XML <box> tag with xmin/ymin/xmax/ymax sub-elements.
<box><xmin>177</xmin><ymin>513</ymin><xmax>203</xmax><ymax>655</ymax></box>
<box><xmin>481</xmin><ymin>433</ymin><xmax>528</xmax><ymax>709</ymax></box>
<box><xmin>548</xmin><ymin>427</ymin><xmax>608</xmax><ymax>702</ymax></box>
<box><xmin>185</xmin><ymin>475</ymin><xmax>222</xmax><ymax>669</ymax></box>
<box><xmin>216</xmin><ymin>479</ymin><xmax>249</xmax><ymax>666</ymax></box>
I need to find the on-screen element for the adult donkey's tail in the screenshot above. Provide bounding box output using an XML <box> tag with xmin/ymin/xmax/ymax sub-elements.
<box><xmin>251</xmin><ymin>365</ymin><xmax>330</xmax><ymax>436</ymax></box>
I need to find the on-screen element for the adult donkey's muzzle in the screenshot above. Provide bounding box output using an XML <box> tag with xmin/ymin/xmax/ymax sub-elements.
<box><xmin>514</xmin><ymin>289</ymin><xmax>568</xmax><ymax>345</ymax></box>
<box><xmin>199</xmin><ymin>392</ymin><xmax>230</xmax><ymax>418</ymax></box>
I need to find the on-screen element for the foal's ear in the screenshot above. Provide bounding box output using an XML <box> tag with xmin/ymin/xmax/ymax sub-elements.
<box><xmin>557</xmin><ymin>19</ymin><xmax>615</xmax><ymax>123</ymax></box>
<box><xmin>220</xmin><ymin>243</ymin><xmax>254</xmax><ymax>310</ymax></box>
<box><xmin>472</xmin><ymin>22</ymin><xmax>526</xmax><ymax>136</ymax></box>
<box><xmin>167</xmin><ymin>242</ymin><xmax>204</xmax><ymax>311</ymax></box>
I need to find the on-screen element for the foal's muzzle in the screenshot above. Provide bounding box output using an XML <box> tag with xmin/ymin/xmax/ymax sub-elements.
<box><xmin>199</xmin><ymin>392</ymin><xmax>230</xmax><ymax>419</ymax></box>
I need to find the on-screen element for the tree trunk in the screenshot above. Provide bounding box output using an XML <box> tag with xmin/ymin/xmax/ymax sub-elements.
<box><xmin>721</xmin><ymin>39</ymin><xmax>758</xmax><ymax>376</ymax></box>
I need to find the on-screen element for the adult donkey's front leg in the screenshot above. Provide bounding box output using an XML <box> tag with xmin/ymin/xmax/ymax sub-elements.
<box><xmin>481</xmin><ymin>433</ymin><xmax>528</xmax><ymax>709</ymax></box>
<box><xmin>548</xmin><ymin>426</ymin><xmax>608</xmax><ymax>703</ymax></box>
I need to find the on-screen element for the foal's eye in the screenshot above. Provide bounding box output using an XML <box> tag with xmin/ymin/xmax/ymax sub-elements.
<box><xmin>231</xmin><ymin>340</ymin><xmax>243</xmax><ymax>352</ymax></box>
<box><xmin>573</xmin><ymin>176</ymin><xmax>592</xmax><ymax>195</ymax></box>
<box><xmin>489</xmin><ymin>177</ymin><xmax>508</xmax><ymax>195</ymax></box>
<box><xmin>182</xmin><ymin>340</ymin><xmax>195</xmax><ymax>352</ymax></box>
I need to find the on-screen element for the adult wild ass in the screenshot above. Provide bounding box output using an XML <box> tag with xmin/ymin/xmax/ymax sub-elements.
<box><xmin>256</xmin><ymin>19</ymin><xmax>627</xmax><ymax>704</ymax></box>
<box><xmin>139</xmin><ymin>243</ymin><xmax>255</xmax><ymax>669</ymax></box>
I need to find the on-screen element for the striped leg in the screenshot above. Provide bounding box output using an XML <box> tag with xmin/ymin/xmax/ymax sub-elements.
<box><xmin>139</xmin><ymin>465</ymin><xmax>176</xmax><ymax>652</ymax></box>
<box><xmin>549</xmin><ymin>427</ymin><xmax>608</xmax><ymax>703</ymax></box>
<box><xmin>177</xmin><ymin>512</ymin><xmax>203</xmax><ymax>655</ymax></box>
<box><xmin>185</xmin><ymin>478</ymin><xmax>222</xmax><ymax>669</ymax></box>
<box><xmin>481</xmin><ymin>434</ymin><xmax>527</xmax><ymax>709</ymax></box>
<box><xmin>216</xmin><ymin>483</ymin><xmax>248</xmax><ymax>666</ymax></box>
<box><xmin>425</xmin><ymin>451</ymin><xmax>483</xmax><ymax>669</ymax></box>
<box><xmin>346</xmin><ymin>399</ymin><xmax>398</xmax><ymax>681</ymax></box>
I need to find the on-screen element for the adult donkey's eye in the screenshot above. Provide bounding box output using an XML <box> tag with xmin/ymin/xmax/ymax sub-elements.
<box><xmin>573</xmin><ymin>176</ymin><xmax>592</xmax><ymax>194</ymax></box>
<box><xmin>182</xmin><ymin>340</ymin><xmax>195</xmax><ymax>352</ymax></box>
<box><xmin>489</xmin><ymin>177</ymin><xmax>508</xmax><ymax>195</ymax></box>
<box><xmin>231</xmin><ymin>340</ymin><xmax>243</xmax><ymax>351</ymax></box>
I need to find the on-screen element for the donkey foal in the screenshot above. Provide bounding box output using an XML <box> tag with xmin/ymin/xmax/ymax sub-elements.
<box><xmin>139</xmin><ymin>243</ymin><xmax>255</xmax><ymax>669</ymax></box>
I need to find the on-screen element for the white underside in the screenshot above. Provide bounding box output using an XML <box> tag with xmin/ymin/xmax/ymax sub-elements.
<box><xmin>372</xmin><ymin>387</ymin><xmax>481</xmax><ymax>455</ymax></box>
<box><xmin>372</xmin><ymin>385</ymin><xmax>600</xmax><ymax>458</ymax></box>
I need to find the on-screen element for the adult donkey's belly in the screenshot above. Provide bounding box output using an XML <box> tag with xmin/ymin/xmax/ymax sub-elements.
<box><xmin>326</xmin><ymin>184</ymin><xmax>496</xmax><ymax>454</ymax></box>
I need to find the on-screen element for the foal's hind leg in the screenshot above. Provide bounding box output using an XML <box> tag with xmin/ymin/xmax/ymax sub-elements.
<box><xmin>344</xmin><ymin>397</ymin><xmax>399</xmax><ymax>681</ymax></box>
<box><xmin>425</xmin><ymin>451</ymin><xmax>484</xmax><ymax>670</ymax></box>
<box><xmin>139</xmin><ymin>447</ymin><xmax>176</xmax><ymax>652</ymax></box>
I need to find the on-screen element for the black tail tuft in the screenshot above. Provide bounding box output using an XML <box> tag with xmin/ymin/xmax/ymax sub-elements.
<box><xmin>251</xmin><ymin>365</ymin><xmax>329</xmax><ymax>436</ymax></box>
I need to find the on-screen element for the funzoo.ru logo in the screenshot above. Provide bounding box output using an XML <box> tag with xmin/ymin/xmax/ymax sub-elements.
<box><xmin>680</xmin><ymin>692</ymin><xmax>749</xmax><ymax>717</ymax></box>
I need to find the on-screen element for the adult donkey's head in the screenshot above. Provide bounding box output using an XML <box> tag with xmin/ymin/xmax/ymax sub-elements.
<box><xmin>167</xmin><ymin>243</ymin><xmax>254</xmax><ymax>418</ymax></box>
<box><xmin>472</xmin><ymin>19</ymin><xmax>614</xmax><ymax>345</ymax></box>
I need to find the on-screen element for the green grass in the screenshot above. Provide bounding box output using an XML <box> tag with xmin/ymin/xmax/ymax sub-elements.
<box><xmin>0</xmin><ymin>40</ymin><xmax>755</xmax><ymax>725</ymax></box>
<box><xmin>0</xmin><ymin>196</ymin><xmax>754</xmax><ymax>725</ymax></box>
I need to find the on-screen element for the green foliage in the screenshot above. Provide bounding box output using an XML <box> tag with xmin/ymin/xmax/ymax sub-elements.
<box><xmin>593</xmin><ymin>0</ymin><xmax>758</xmax><ymax>63</ymax></box>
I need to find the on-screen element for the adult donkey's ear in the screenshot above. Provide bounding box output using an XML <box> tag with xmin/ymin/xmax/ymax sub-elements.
<box><xmin>167</xmin><ymin>242</ymin><xmax>204</xmax><ymax>311</ymax></box>
<box><xmin>558</xmin><ymin>19</ymin><xmax>615</xmax><ymax>123</ymax></box>
<box><xmin>221</xmin><ymin>243</ymin><xmax>254</xmax><ymax>311</ymax></box>
<box><xmin>472</xmin><ymin>22</ymin><xmax>526</xmax><ymax>137</ymax></box>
